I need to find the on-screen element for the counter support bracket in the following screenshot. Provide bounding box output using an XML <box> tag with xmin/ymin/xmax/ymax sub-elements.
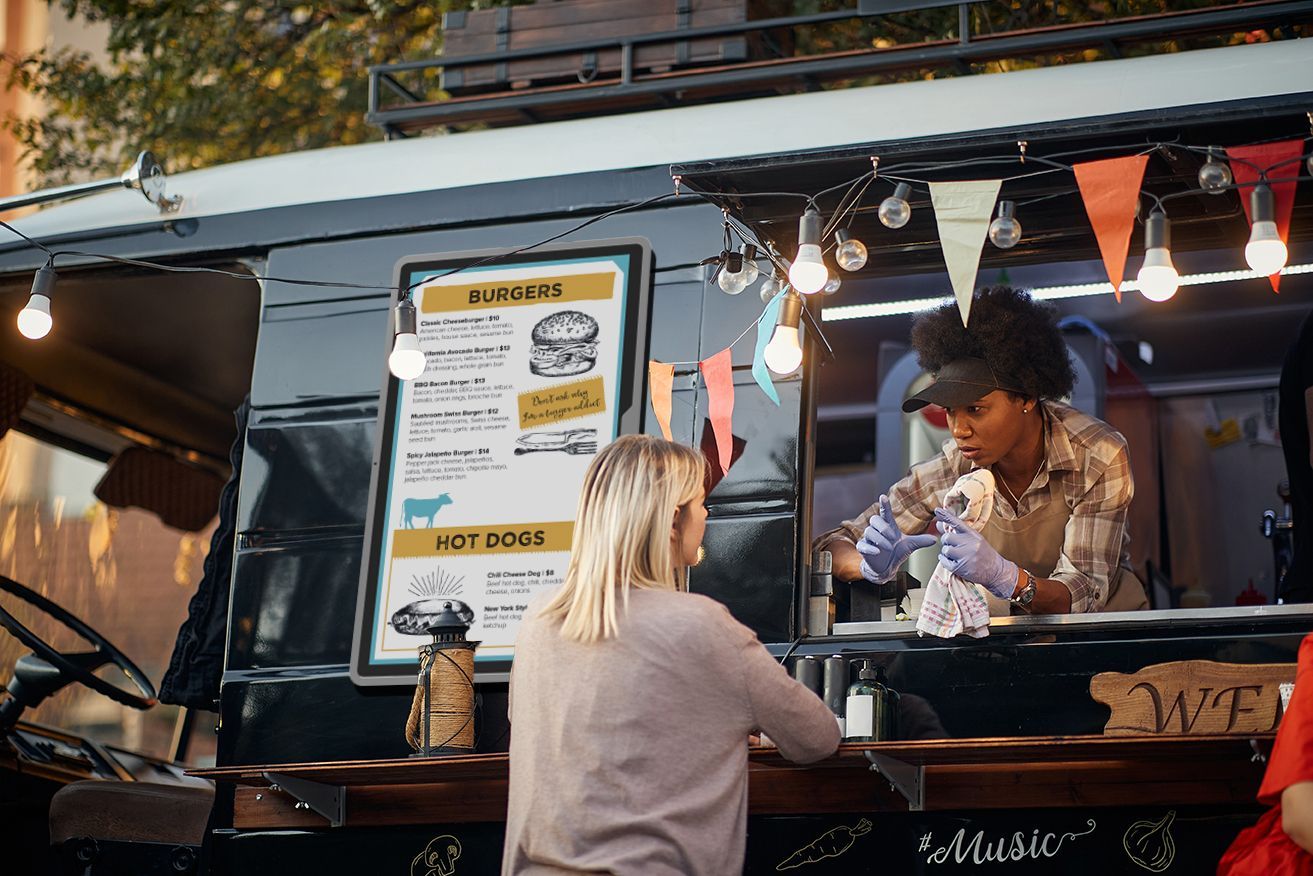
<box><xmin>865</xmin><ymin>751</ymin><xmax>923</xmax><ymax>811</ymax></box>
<box><xmin>262</xmin><ymin>771</ymin><xmax>345</xmax><ymax>827</ymax></box>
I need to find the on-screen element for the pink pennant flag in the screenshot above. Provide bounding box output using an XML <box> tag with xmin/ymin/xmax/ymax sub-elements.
<box><xmin>699</xmin><ymin>348</ymin><xmax>735</xmax><ymax>475</ymax></box>
<box><xmin>929</xmin><ymin>179</ymin><xmax>1002</xmax><ymax>326</ymax></box>
<box><xmin>1228</xmin><ymin>140</ymin><xmax>1304</xmax><ymax>292</ymax></box>
<box><xmin>648</xmin><ymin>361</ymin><xmax>674</xmax><ymax>440</ymax></box>
<box><xmin>1073</xmin><ymin>154</ymin><xmax>1149</xmax><ymax>303</ymax></box>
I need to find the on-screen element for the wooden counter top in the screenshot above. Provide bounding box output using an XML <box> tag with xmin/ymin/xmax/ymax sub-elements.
<box><xmin>192</xmin><ymin>734</ymin><xmax>1271</xmax><ymax>829</ymax></box>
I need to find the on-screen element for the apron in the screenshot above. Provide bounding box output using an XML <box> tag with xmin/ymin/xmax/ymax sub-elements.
<box><xmin>978</xmin><ymin>477</ymin><xmax>1148</xmax><ymax>616</ymax></box>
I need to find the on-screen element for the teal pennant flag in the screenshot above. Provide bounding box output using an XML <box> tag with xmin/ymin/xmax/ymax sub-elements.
<box><xmin>751</xmin><ymin>290</ymin><xmax>784</xmax><ymax>406</ymax></box>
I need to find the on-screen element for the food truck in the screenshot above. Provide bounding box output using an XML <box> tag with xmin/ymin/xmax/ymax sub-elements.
<box><xmin>1</xmin><ymin>3</ymin><xmax>1312</xmax><ymax>873</ymax></box>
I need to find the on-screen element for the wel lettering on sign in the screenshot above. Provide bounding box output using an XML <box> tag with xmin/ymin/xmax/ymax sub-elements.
<box><xmin>1089</xmin><ymin>659</ymin><xmax>1294</xmax><ymax>735</ymax></box>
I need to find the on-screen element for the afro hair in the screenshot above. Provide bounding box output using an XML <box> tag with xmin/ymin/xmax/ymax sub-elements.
<box><xmin>909</xmin><ymin>286</ymin><xmax>1076</xmax><ymax>401</ymax></box>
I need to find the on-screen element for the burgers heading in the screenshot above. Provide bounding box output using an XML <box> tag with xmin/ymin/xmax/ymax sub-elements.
<box><xmin>420</xmin><ymin>271</ymin><xmax>614</xmax><ymax>313</ymax></box>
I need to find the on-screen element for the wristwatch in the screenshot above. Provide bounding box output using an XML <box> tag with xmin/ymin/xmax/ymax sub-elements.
<box><xmin>1011</xmin><ymin>569</ymin><xmax>1038</xmax><ymax>611</ymax></box>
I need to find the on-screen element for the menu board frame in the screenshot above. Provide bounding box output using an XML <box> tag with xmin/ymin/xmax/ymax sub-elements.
<box><xmin>351</xmin><ymin>237</ymin><xmax>653</xmax><ymax>686</ymax></box>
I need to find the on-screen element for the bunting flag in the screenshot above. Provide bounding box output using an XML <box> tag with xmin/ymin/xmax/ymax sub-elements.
<box><xmin>930</xmin><ymin>179</ymin><xmax>1002</xmax><ymax>326</ymax></box>
<box><xmin>1228</xmin><ymin>139</ymin><xmax>1304</xmax><ymax>292</ymax></box>
<box><xmin>751</xmin><ymin>289</ymin><xmax>784</xmax><ymax>406</ymax></box>
<box><xmin>698</xmin><ymin>417</ymin><xmax>746</xmax><ymax>492</ymax></box>
<box><xmin>699</xmin><ymin>347</ymin><xmax>735</xmax><ymax>474</ymax></box>
<box><xmin>647</xmin><ymin>360</ymin><xmax>674</xmax><ymax>440</ymax></box>
<box><xmin>1073</xmin><ymin>154</ymin><xmax>1148</xmax><ymax>302</ymax></box>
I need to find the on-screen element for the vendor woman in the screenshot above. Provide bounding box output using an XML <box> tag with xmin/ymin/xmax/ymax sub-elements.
<box><xmin>815</xmin><ymin>286</ymin><xmax>1146</xmax><ymax>615</ymax></box>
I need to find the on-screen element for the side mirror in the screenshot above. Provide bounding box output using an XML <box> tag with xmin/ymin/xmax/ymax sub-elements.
<box><xmin>94</xmin><ymin>447</ymin><xmax>225</xmax><ymax>532</ymax></box>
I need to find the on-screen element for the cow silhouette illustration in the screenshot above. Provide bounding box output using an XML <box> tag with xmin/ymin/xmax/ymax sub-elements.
<box><xmin>401</xmin><ymin>494</ymin><xmax>453</xmax><ymax>528</ymax></box>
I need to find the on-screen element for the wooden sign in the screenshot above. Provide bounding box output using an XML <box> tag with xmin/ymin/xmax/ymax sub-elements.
<box><xmin>1090</xmin><ymin>660</ymin><xmax>1295</xmax><ymax>736</ymax></box>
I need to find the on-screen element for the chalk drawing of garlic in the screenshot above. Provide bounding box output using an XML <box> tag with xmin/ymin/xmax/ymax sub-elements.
<box><xmin>1123</xmin><ymin>810</ymin><xmax>1176</xmax><ymax>872</ymax></box>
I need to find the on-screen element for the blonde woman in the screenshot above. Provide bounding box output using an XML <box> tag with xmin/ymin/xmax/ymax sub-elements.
<box><xmin>502</xmin><ymin>434</ymin><xmax>840</xmax><ymax>876</ymax></box>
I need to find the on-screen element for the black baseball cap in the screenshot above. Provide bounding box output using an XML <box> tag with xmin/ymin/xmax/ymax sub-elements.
<box><xmin>902</xmin><ymin>357</ymin><xmax>1026</xmax><ymax>413</ymax></box>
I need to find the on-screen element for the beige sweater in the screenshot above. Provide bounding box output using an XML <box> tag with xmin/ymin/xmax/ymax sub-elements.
<box><xmin>502</xmin><ymin>588</ymin><xmax>840</xmax><ymax>876</ymax></box>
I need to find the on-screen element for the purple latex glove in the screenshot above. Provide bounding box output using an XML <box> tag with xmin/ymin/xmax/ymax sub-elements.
<box><xmin>933</xmin><ymin>507</ymin><xmax>1019</xmax><ymax>598</ymax></box>
<box><xmin>855</xmin><ymin>495</ymin><xmax>937</xmax><ymax>584</ymax></box>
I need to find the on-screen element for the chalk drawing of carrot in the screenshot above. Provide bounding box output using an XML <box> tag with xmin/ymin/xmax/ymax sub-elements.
<box><xmin>776</xmin><ymin>818</ymin><xmax>873</xmax><ymax>870</ymax></box>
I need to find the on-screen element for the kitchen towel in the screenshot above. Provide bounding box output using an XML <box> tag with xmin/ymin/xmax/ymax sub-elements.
<box><xmin>915</xmin><ymin>469</ymin><xmax>996</xmax><ymax>639</ymax></box>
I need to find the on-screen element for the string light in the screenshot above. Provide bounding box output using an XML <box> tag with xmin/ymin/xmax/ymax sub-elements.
<box><xmin>764</xmin><ymin>290</ymin><xmax>804</xmax><ymax>374</ymax></box>
<box><xmin>1137</xmin><ymin>210</ymin><xmax>1179</xmax><ymax>302</ymax></box>
<box><xmin>788</xmin><ymin>209</ymin><xmax>829</xmax><ymax>295</ymax></box>
<box><xmin>716</xmin><ymin>244</ymin><xmax>759</xmax><ymax>295</ymax></box>
<box><xmin>834</xmin><ymin>229</ymin><xmax>868</xmax><ymax>271</ymax></box>
<box><xmin>758</xmin><ymin>273</ymin><xmax>782</xmax><ymax>304</ymax></box>
<box><xmin>988</xmin><ymin>200</ymin><xmax>1022</xmax><ymax>249</ymax></box>
<box><xmin>822</xmin><ymin>273</ymin><xmax>842</xmax><ymax>295</ymax></box>
<box><xmin>388</xmin><ymin>296</ymin><xmax>426</xmax><ymax>380</ymax></box>
<box><xmin>17</xmin><ymin>264</ymin><xmax>55</xmax><ymax>340</ymax></box>
<box><xmin>878</xmin><ymin>182</ymin><xmax>912</xmax><ymax>229</ymax></box>
<box><xmin>1198</xmin><ymin>148</ymin><xmax>1232</xmax><ymax>193</ymax></box>
<box><xmin>1245</xmin><ymin>184</ymin><xmax>1289</xmax><ymax>276</ymax></box>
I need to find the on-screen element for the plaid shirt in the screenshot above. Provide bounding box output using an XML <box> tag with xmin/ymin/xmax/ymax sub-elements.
<box><xmin>816</xmin><ymin>400</ymin><xmax>1133</xmax><ymax>612</ymax></box>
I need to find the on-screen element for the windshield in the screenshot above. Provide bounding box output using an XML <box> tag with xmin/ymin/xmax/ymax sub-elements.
<box><xmin>0</xmin><ymin>429</ymin><xmax>217</xmax><ymax>765</ymax></box>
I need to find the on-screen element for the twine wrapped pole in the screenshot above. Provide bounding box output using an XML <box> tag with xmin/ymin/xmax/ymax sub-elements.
<box><xmin>405</xmin><ymin>600</ymin><xmax>478</xmax><ymax>757</ymax></box>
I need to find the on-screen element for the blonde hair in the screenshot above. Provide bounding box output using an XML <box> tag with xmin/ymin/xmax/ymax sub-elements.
<box><xmin>538</xmin><ymin>434</ymin><xmax>706</xmax><ymax>643</ymax></box>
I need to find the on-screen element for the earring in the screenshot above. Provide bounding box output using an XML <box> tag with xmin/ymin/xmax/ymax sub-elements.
<box><xmin>693</xmin><ymin>545</ymin><xmax>706</xmax><ymax>567</ymax></box>
<box><xmin>1023</xmin><ymin>407</ymin><xmax>1029</xmax><ymax>413</ymax></box>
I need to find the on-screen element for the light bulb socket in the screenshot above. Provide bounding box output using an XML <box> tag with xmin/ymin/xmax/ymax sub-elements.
<box><xmin>797</xmin><ymin>209</ymin><xmax>822</xmax><ymax>247</ymax></box>
<box><xmin>738</xmin><ymin>243</ymin><xmax>757</xmax><ymax>262</ymax></box>
<box><xmin>31</xmin><ymin>265</ymin><xmax>55</xmax><ymax>298</ymax></box>
<box><xmin>997</xmin><ymin>200</ymin><xmax>1016</xmax><ymax>220</ymax></box>
<box><xmin>891</xmin><ymin>182</ymin><xmax>911</xmax><ymax>202</ymax></box>
<box><xmin>776</xmin><ymin>289</ymin><xmax>803</xmax><ymax>330</ymax></box>
<box><xmin>394</xmin><ymin>296</ymin><xmax>417</xmax><ymax>335</ymax></box>
<box><xmin>1250</xmin><ymin>184</ymin><xmax>1275</xmax><ymax>223</ymax></box>
<box><xmin>834</xmin><ymin>228</ymin><xmax>854</xmax><ymax>246</ymax></box>
<box><xmin>725</xmin><ymin>250</ymin><xmax>744</xmax><ymax>273</ymax></box>
<box><xmin>1144</xmin><ymin>210</ymin><xmax>1170</xmax><ymax>250</ymax></box>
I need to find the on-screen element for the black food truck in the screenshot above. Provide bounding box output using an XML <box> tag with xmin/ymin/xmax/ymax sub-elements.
<box><xmin>1</xmin><ymin>6</ymin><xmax>1313</xmax><ymax>874</ymax></box>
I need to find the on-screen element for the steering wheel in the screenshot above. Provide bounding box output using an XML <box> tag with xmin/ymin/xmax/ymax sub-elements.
<box><xmin>0</xmin><ymin>574</ymin><xmax>156</xmax><ymax>710</ymax></box>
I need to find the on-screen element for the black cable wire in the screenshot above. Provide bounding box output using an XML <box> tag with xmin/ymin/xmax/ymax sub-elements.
<box><xmin>401</xmin><ymin>191</ymin><xmax>680</xmax><ymax>297</ymax></box>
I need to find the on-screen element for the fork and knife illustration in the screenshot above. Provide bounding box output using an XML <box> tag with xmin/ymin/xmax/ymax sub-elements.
<box><xmin>514</xmin><ymin>428</ymin><xmax>598</xmax><ymax>455</ymax></box>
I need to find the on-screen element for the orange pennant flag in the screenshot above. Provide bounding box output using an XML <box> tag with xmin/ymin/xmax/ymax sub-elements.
<box><xmin>699</xmin><ymin>348</ymin><xmax>735</xmax><ymax>475</ymax></box>
<box><xmin>1073</xmin><ymin>154</ymin><xmax>1148</xmax><ymax>302</ymax></box>
<box><xmin>647</xmin><ymin>361</ymin><xmax>674</xmax><ymax>441</ymax></box>
<box><xmin>1229</xmin><ymin>139</ymin><xmax>1304</xmax><ymax>293</ymax></box>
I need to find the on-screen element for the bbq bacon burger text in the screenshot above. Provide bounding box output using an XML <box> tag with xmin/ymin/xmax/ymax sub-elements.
<box><xmin>530</xmin><ymin>311</ymin><xmax>599</xmax><ymax>377</ymax></box>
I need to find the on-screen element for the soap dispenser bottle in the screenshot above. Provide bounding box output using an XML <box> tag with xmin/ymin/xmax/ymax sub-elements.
<box><xmin>844</xmin><ymin>659</ymin><xmax>880</xmax><ymax>742</ymax></box>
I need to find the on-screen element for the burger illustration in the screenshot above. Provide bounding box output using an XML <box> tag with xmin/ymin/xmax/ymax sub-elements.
<box><xmin>530</xmin><ymin>310</ymin><xmax>599</xmax><ymax>377</ymax></box>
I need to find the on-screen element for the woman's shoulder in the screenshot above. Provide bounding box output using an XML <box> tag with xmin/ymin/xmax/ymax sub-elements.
<box><xmin>633</xmin><ymin>589</ymin><xmax>753</xmax><ymax>638</ymax></box>
<box><xmin>1046</xmin><ymin>400</ymin><xmax>1128</xmax><ymax>461</ymax></box>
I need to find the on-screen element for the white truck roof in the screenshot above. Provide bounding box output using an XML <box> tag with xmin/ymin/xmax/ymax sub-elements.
<box><xmin>9</xmin><ymin>38</ymin><xmax>1311</xmax><ymax>241</ymax></box>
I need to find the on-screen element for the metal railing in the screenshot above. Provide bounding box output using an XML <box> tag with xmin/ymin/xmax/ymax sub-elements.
<box><xmin>365</xmin><ymin>0</ymin><xmax>1313</xmax><ymax>136</ymax></box>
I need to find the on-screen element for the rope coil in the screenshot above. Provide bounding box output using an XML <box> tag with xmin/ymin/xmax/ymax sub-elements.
<box><xmin>405</xmin><ymin>644</ymin><xmax>476</xmax><ymax>754</ymax></box>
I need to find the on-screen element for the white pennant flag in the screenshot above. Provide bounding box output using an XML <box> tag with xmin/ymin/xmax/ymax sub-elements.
<box><xmin>929</xmin><ymin>179</ymin><xmax>1002</xmax><ymax>326</ymax></box>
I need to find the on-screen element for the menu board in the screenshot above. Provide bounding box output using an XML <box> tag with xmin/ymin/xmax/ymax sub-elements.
<box><xmin>352</xmin><ymin>239</ymin><xmax>652</xmax><ymax>685</ymax></box>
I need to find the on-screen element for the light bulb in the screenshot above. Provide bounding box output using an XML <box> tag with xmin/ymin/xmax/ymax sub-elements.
<box><xmin>1137</xmin><ymin>254</ymin><xmax>1179</xmax><ymax>302</ymax></box>
<box><xmin>1137</xmin><ymin>210</ymin><xmax>1179</xmax><ymax>302</ymax></box>
<box><xmin>1245</xmin><ymin>185</ymin><xmax>1288</xmax><ymax>276</ymax></box>
<box><xmin>988</xmin><ymin>201</ymin><xmax>1022</xmax><ymax>249</ymax></box>
<box><xmin>739</xmin><ymin>244</ymin><xmax>760</xmax><ymax>285</ymax></box>
<box><xmin>834</xmin><ymin>229</ymin><xmax>868</xmax><ymax>271</ymax></box>
<box><xmin>759</xmin><ymin>275</ymin><xmax>781</xmax><ymax>304</ymax></box>
<box><xmin>17</xmin><ymin>294</ymin><xmax>52</xmax><ymax>339</ymax></box>
<box><xmin>764</xmin><ymin>325</ymin><xmax>802</xmax><ymax>374</ymax></box>
<box><xmin>17</xmin><ymin>265</ymin><xmax>56</xmax><ymax>340</ymax></box>
<box><xmin>389</xmin><ymin>332</ymin><xmax>426</xmax><ymax>379</ymax></box>
<box><xmin>388</xmin><ymin>296</ymin><xmax>426</xmax><ymax>379</ymax></box>
<box><xmin>822</xmin><ymin>273</ymin><xmax>842</xmax><ymax>296</ymax></box>
<box><xmin>1246</xmin><ymin>221</ymin><xmax>1288</xmax><ymax>276</ymax></box>
<box><xmin>878</xmin><ymin>182</ymin><xmax>912</xmax><ymax>229</ymax></box>
<box><xmin>1198</xmin><ymin>150</ymin><xmax>1231</xmax><ymax>193</ymax></box>
<box><xmin>717</xmin><ymin>264</ymin><xmax>751</xmax><ymax>295</ymax></box>
<box><xmin>788</xmin><ymin>209</ymin><xmax>828</xmax><ymax>294</ymax></box>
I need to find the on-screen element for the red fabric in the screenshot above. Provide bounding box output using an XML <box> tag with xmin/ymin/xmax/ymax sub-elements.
<box><xmin>1218</xmin><ymin>636</ymin><xmax>1313</xmax><ymax>875</ymax></box>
